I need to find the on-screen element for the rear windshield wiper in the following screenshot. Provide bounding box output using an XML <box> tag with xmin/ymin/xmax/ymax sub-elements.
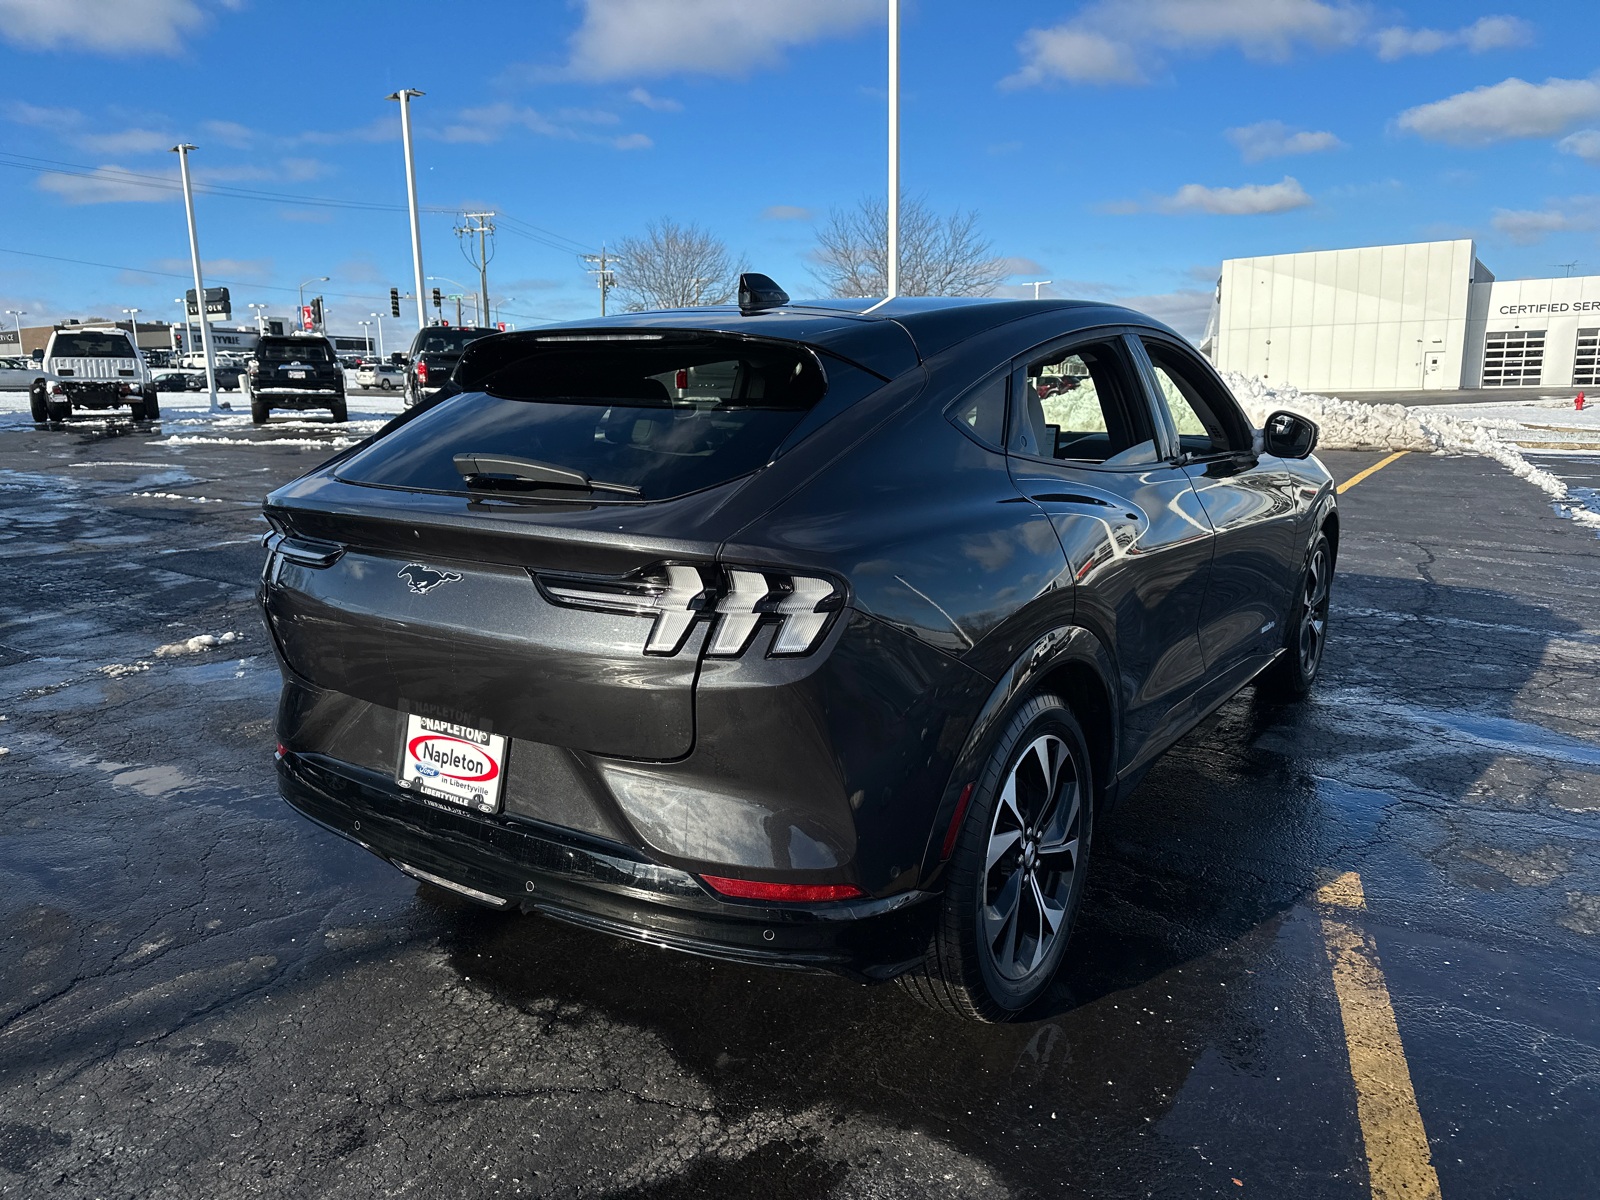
<box><xmin>451</xmin><ymin>452</ymin><xmax>643</xmax><ymax>497</ymax></box>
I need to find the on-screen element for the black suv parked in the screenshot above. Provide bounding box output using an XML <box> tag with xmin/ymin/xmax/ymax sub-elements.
<box><xmin>246</xmin><ymin>335</ymin><xmax>346</xmax><ymax>424</ymax></box>
<box><xmin>402</xmin><ymin>325</ymin><xmax>497</xmax><ymax>408</ymax></box>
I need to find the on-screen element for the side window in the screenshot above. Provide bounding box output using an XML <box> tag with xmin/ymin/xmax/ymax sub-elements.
<box><xmin>1142</xmin><ymin>340</ymin><xmax>1250</xmax><ymax>457</ymax></box>
<box><xmin>947</xmin><ymin>372</ymin><xmax>1007</xmax><ymax>449</ymax></box>
<box><xmin>1008</xmin><ymin>339</ymin><xmax>1158</xmax><ymax>466</ymax></box>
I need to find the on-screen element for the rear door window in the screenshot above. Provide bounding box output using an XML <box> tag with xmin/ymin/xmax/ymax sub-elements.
<box><xmin>1008</xmin><ymin>338</ymin><xmax>1160</xmax><ymax>467</ymax></box>
<box><xmin>335</xmin><ymin>334</ymin><xmax>881</xmax><ymax>502</ymax></box>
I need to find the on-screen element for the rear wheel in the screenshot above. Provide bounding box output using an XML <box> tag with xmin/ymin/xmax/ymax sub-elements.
<box><xmin>329</xmin><ymin>396</ymin><xmax>348</xmax><ymax>422</ymax></box>
<box><xmin>897</xmin><ymin>693</ymin><xmax>1093</xmax><ymax>1022</ymax></box>
<box><xmin>251</xmin><ymin>395</ymin><xmax>270</xmax><ymax>425</ymax></box>
<box><xmin>46</xmin><ymin>396</ymin><xmax>70</xmax><ymax>422</ymax></box>
<box><xmin>29</xmin><ymin>380</ymin><xmax>49</xmax><ymax>423</ymax></box>
<box><xmin>1259</xmin><ymin>531</ymin><xmax>1332</xmax><ymax>701</ymax></box>
<box><xmin>141</xmin><ymin>386</ymin><xmax>160</xmax><ymax>420</ymax></box>
<box><xmin>379</xmin><ymin>378</ymin><xmax>394</xmax><ymax>390</ymax></box>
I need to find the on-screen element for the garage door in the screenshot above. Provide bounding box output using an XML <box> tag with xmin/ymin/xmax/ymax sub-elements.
<box><xmin>1482</xmin><ymin>330</ymin><xmax>1545</xmax><ymax>387</ymax></box>
<box><xmin>1574</xmin><ymin>328</ymin><xmax>1599</xmax><ymax>387</ymax></box>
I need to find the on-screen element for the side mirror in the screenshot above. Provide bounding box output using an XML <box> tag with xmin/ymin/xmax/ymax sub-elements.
<box><xmin>1263</xmin><ymin>409</ymin><xmax>1318</xmax><ymax>459</ymax></box>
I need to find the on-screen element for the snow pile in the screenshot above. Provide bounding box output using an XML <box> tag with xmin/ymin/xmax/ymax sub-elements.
<box><xmin>1222</xmin><ymin>372</ymin><xmax>1600</xmax><ymax>530</ymax></box>
<box><xmin>154</xmin><ymin>631</ymin><xmax>241</xmax><ymax>658</ymax></box>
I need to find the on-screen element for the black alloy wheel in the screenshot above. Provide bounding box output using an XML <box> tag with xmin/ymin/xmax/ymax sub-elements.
<box><xmin>250</xmin><ymin>395</ymin><xmax>270</xmax><ymax>425</ymax></box>
<box><xmin>897</xmin><ymin>692</ymin><xmax>1093</xmax><ymax>1022</ymax></box>
<box><xmin>1260</xmin><ymin>530</ymin><xmax>1332</xmax><ymax>701</ymax></box>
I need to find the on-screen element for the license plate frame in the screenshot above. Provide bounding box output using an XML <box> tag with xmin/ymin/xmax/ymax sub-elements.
<box><xmin>288</xmin><ymin>369</ymin><xmax>307</xmax><ymax>379</ymax></box>
<box><xmin>397</xmin><ymin>714</ymin><xmax>507</xmax><ymax>814</ymax></box>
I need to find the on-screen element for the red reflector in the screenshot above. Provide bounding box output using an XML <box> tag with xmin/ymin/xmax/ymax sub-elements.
<box><xmin>700</xmin><ymin>875</ymin><xmax>863</xmax><ymax>903</ymax></box>
<box><xmin>275</xmin><ymin>742</ymin><xmax>286</xmax><ymax>759</ymax></box>
<box><xmin>415</xmin><ymin>361</ymin><xmax>429</xmax><ymax>383</ymax></box>
<box><xmin>940</xmin><ymin>782</ymin><xmax>975</xmax><ymax>860</ymax></box>
<box><xmin>675</xmin><ymin>368</ymin><xmax>688</xmax><ymax>389</ymax></box>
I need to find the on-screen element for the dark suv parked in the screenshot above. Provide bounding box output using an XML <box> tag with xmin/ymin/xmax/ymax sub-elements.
<box><xmin>402</xmin><ymin>325</ymin><xmax>498</xmax><ymax>408</ymax></box>
<box><xmin>261</xmin><ymin>280</ymin><xmax>1334</xmax><ymax>1021</ymax></box>
<box><xmin>246</xmin><ymin>335</ymin><xmax>346</xmax><ymax>424</ymax></box>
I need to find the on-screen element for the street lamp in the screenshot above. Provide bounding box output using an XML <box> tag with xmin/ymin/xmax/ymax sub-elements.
<box><xmin>1030</xmin><ymin>281</ymin><xmax>1052</xmax><ymax>300</ymax></box>
<box><xmin>173</xmin><ymin>298</ymin><xmax>195</xmax><ymax>358</ymax></box>
<box><xmin>298</xmin><ymin>276</ymin><xmax>329</xmax><ymax>327</ymax></box>
<box><xmin>247</xmin><ymin>302</ymin><xmax>268</xmax><ymax>335</ymax></box>
<box><xmin>121</xmin><ymin>308</ymin><xmax>141</xmax><ymax>354</ymax></box>
<box><xmin>358</xmin><ymin>319</ymin><xmax>373</xmax><ymax>356</ymax></box>
<box><xmin>385</xmin><ymin>88</ymin><xmax>428</xmax><ymax>331</ymax></box>
<box><xmin>5</xmin><ymin>309</ymin><xmax>25</xmax><ymax>352</ymax></box>
<box><xmin>169</xmin><ymin>142</ymin><xmax>219</xmax><ymax>411</ymax></box>
<box><xmin>368</xmin><ymin>312</ymin><xmax>385</xmax><ymax>357</ymax></box>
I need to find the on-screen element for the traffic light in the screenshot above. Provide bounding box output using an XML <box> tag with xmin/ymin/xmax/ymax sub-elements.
<box><xmin>431</xmin><ymin>287</ymin><xmax>442</xmax><ymax>310</ymax></box>
<box><xmin>390</xmin><ymin>288</ymin><xmax>400</xmax><ymax>318</ymax></box>
<box><xmin>310</xmin><ymin>296</ymin><xmax>324</xmax><ymax>328</ymax></box>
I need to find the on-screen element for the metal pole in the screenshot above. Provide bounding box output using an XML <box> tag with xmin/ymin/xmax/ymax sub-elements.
<box><xmin>371</xmin><ymin>313</ymin><xmax>384</xmax><ymax>357</ymax></box>
<box><xmin>387</xmin><ymin>89</ymin><xmax>428</xmax><ymax>331</ymax></box>
<box><xmin>478</xmin><ymin>224</ymin><xmax>489</xmax><ymax>324</ymax></box>
<box><xmin>170</xmin><ymin>143</ymin><xmax>218</xmax><ymax>411</ymax></box>
<box><xmin>887</xmin><ymin>0</ymin><xmax>899</xmax><ymax>299</ymax></box>
<box><xmin>6</xmin><ymin>310</ymin><xmax>23</xmax><ymax>346</ymax></box>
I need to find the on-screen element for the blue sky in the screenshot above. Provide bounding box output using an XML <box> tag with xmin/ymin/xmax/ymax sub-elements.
<box><xmin>2</xmin><ymin>0</ymin><xmax>1599</xmax><ymax>340</ymax></box>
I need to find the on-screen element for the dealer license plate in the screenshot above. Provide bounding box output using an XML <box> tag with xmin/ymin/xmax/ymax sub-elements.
<box><xmin>288</xmin><ymin>370</ymin><xmax>307</xmax><ymax>379</ymax></box>
<box><xmin>397</xmin><ymin>714</ymin><xmax>507</xmax><ymax>814</ymax></box>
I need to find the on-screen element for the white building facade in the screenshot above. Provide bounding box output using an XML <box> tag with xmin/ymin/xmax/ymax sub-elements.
<box><xmin>1212</xmin><ymin>238</ymin><xmax>1600</xmax><ymax>392</ymax></box>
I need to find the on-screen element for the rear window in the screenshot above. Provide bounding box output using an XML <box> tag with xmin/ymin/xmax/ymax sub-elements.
<box><xmin>258</xmin><ymin>340</ymin><xmax>333</xmax><ymax>363</ymax></box>
<box><xmin>334</xmin><ymin>335</ymin><xmax>882</xmax><ymax>502</ymax></box>
<box><xmin>51</xmin><ymin>333</ymin><xmax>134</xmax><ymax>358</ymax></box>
<box><xmin>413</xmin><ymin>329</ymin><xmax>496</xmax><ymax>355</ymax></box>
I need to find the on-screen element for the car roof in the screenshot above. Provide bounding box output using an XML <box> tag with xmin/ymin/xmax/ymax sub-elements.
<box><xmin>522</xmin><ymin>296</ymin><xmax>1181</xmax><ymax>375</ymax></box>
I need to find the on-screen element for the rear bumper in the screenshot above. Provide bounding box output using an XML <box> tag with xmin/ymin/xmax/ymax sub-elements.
<box><xmin>253</xmin><ymin>388</ymin><xmax>343</xmax><ymax>408</ymax></box>
<box><xmin>278</xmin><ymin>751</ymin><xmax>937</xmax><ymax>981</ymax></box>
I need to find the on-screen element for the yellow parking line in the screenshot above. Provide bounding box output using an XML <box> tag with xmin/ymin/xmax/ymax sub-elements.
<box><xmin>1337</xmin><ymin>451</ymin><xmax>1409</xmax><ymax>494</ymax></box>
<box><xmin>1317</xmin><ymin>872</ymin><xmax>1442</xmax><ymax>1200</ymax></box>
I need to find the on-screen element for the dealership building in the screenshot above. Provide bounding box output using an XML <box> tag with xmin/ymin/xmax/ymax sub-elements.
<box><xmin>1209</xmin><ymin>238</ymin><xmax>1600</xmax><ymax>392</ymax></box>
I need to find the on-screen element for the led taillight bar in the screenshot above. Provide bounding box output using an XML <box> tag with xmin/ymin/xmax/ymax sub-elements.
<box><xmin>700</xmin><ymin>875</ymin><xmax>863</xmax><ymax>902</ymax></box>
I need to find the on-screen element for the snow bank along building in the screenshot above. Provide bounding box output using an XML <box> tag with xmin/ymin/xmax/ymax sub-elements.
<box><xmin>1207</xmin><ymin>238</ymin><xmax>1600</xmax><ymax>392</ymax></box>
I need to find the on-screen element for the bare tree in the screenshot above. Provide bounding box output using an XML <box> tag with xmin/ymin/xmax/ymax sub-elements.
<box><xmin>612</xmin><ymin>219</ymin><xmax>748</xmax><ymax>311</ymax></box>
<box><xmin>810</xmin><ymin>196</ymin><xmax>1009</xmax><ymax>298</ymax></box>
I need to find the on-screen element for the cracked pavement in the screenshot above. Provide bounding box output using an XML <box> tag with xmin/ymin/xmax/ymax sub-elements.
<box><xmin>2</xmin><ymin>401</ymin><xmax>1598</xmax><ymax>1198</ymax></box>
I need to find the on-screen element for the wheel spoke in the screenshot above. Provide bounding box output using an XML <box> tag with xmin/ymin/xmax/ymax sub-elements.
<box><xmin>985</xmin><ymin>871</ymin><xmax>1022</xmax><ymax>946</ymax></box>
<box><xmin>1039</xmin><ymin>780</ymin><xmax>1078</xmax><ymax>847</ymax></box>
<box><xmin>996</xmin><ymin>775</ymin><xmax>1024</xmax><ymax>832</ymax></box>
<box><xmin>1033</xmin><ymin>874</ymin><xmax>1065</xmax><ymax>936</ymax></box>
<box><xmin>987</xmin><ymin>828</ymin><xmax>1022</xmax><ymax>871</ymax></box>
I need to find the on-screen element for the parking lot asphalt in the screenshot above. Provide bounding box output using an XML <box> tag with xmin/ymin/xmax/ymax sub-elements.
<box><xmin>2</xmin><ymin>399</ymin><xmax>1598</xmax><ymax>1199</ymax></box>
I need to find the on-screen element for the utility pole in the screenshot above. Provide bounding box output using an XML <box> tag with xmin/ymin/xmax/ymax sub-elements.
<box><xmin>887</xmin><ymin>0</ymin><xmax>900</xmax><ymax>299</ymax></box>
<box><xmin>691</xmin><ymin>277</ymin><xmax>714</xmax><ymax>306</ymax></box>
<box><xmin>582</xmin><ymin>244</ymin><xmax>621</xmax><ymax>315</ymax></box>
<box><xmin>386</xmin><ymin>88</ymin><xmax>428</xmax><ymax>331</ymax></box>
<box><xmin>456</xmin><ymin>211</ymin><xmax>496</xmax><ymax>325</ymax></box>
<box><xmin>169</xmin><ymin>142</ymin><xmax>219</xmax><ymax>411</ymax></box>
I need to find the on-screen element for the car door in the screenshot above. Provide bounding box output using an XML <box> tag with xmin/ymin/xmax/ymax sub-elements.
<box><xmin>1004</xmin><ymin>330</ymin><xmax>1216</xmax><ymax>773</ymax></box>
<box><xmin>1131</xmin><ymin>335</ymin><xmax>1300</xmax><ymax>696</ymax></box>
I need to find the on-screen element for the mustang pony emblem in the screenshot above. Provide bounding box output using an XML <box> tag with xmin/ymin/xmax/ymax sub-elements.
<box><xmin>398</xmin><ymin>563</ymin><xmax>463</xmax><ymax>594</ymax></box>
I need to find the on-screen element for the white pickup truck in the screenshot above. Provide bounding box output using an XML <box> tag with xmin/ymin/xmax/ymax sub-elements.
<box><xmin>33</xmin><ymin>327</ymin><xmax>159</xmax><ymax>422</ymax></box>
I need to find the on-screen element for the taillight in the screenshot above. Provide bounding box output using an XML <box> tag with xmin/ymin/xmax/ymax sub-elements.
<box><xmin>415</xmin><ymin>360</ymin><xmax>429</xmax><ymax>384</ymax></box>
<box><xmin>536</xmin><ymin>564</ymin><xmax>843</xmax><ymax>658</ymax></box>
<box><xmin>700</xmin><ymin>875</ymin><xmax>863</xmax><ymax>903</ymax></box>
<box><xmin>674</xmin><ymin>368</ymin><xmax>688</xmax><ymax>389</ymax></box>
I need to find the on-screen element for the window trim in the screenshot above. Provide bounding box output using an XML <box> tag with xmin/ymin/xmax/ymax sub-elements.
<box><xmin>1003</xmin><ymin>327</ymin><xmax>1163</xmax><ymax>472</ymax></box>
<box><xmin>1129</xmin><ymin>333</ymin><xmax>1256</xmax><ymax>464</ymax></box>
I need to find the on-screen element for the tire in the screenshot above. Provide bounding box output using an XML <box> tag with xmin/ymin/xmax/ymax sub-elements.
<box><xmin>897</xmin><ymin>693</ymin><xmax>1094</xmax><ymax>1022</ymax></box>
<box><xmin>329</xmin><ymin>397</ymin><xmax>348</xmax><ymax>422</ymax></box>
<box><xmin>29</xmin><ymin>380</ymin><xmax>49</xmax><ymax>423</ymax></box>
<box><xmin>141</xmin><ymin>387</ymin><xmax>160</xmax><ymax>420</ymax></box>
<box><xmin>251</xmin><ymin>395</ymin><xmax>270</xmax><ymax>425</ymax></box>
<box><xmin>47</xmin><ymin>397</ymin><xmax>70</xmax><ymax>422</ymax></box>
<box><xmin>129</xmin><ymin>397</ymin><xmax>148</xmax><ymax>421</ymax></box>
<box><xmin>380</xmin><ymin>379</ymin><xmax>393</xmax><ymax>390</ymax></box>
<box><xmin>1258</xmin><ymin>530</ymin><xmax>1332</xmax><ymax>701</ymax></box>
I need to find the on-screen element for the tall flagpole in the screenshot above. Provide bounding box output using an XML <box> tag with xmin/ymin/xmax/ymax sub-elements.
<box><xmin>887</xmin><ymin>0</ymin><xmax>899</xmax><ymax>299</ymax></box>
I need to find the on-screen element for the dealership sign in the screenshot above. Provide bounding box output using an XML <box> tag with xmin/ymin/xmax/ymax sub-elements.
<box><xmin>185</xmin><ymin>286</ymin><xmax>232</xmax><ymax>318</ymax></box>
<box><xmin>1499</xmin><ymin>301</ymin><xmax>1600</xmax><ymax>315</ymax></box>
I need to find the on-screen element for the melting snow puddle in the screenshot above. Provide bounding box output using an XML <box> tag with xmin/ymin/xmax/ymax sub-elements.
<box><xmin>1317</xmin><ymin>690</ymin><xmax>1600</xmax><ymax>769</ymax></box>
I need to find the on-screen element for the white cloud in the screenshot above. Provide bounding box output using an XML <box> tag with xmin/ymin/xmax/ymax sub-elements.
<box><xmin>1112</xmin><ymin>289</ymin><xmax>1215</xmax><ymax>338</ymax></box>
<box><xmin>1558</xmin><ymin>130</ymin><xmax>1600</xmax><ymax>165</ymax></box>
<box><xmin>37</xmin><ymin>164</ymin><xmax>173</xmax><ymax>204</ymax></box>
<box><xmin>0</xmin><ymin>0</ymin><xmax>210</xmax><ymax>55</ymax></box>
<box><xmin>1002</xmin><ymin>0</ymin><xmax>1365</xmax><ymax>88</ymax></box>
<box><xmin>200</xmin><ymin>119</ymin><xmax>255</xmax><ymax>148</ymax></box>
<box><xmin>612</xmin><ymin>132</ymin><xmax>653</xmax><ymax>150</ymax></box>
<box><xmin>558</xmin><ymin>0</ymin><xmax>879</xmax><ymax>81</ymax></box>
<box><xmin>1226</xmin><ymin>120</ymin><xmax>1344</xmax><ymax>162</ymax></box>
<box><xmin>292</xmin><ymin>116</ymin><xmax>396</xmax><ymax>147</ymax></box>
<box><xmin>1374</xmin><ymin>15</ymin><xmax>1534</xmax><ymax>61</ymax></box>
<box><xmin>435</xmin><ymin>103</ymin><xmax>643</xmax><ymax>149</ymax></box>
<box><xmin>77</xmin><ymin>127</ymin><xmax>173</xmax><ymax>154</ymax></box>
<box><xmin>1397</xmin><ymin>76</ymin><xmax>1600</xmax><ymax>146</ymax></box>
<box><xmin>1490</xmin><ymin>203</ymin><xmax>1600</xmax><ymax>245</ymax></box>
<box><xmin>997</xmin><ymin>256</ymin><xmax>1050</xmax><ymax>276</ymax></box>
<box><xmin>1132</xmin><ymin>176</ymin><xmax>1313</xmax><ymax>215</ymax></box>
<box><xmin>762</xmin><ymin>205</ymin><xmax>813</xmax><ymax>221</ymax></box>
<box><xmin>628</xmin><ymin>87</ymin><xmax>682</xmax><ymax>112</ymax></box>
<box><xmin>150</xmin><ymin>256</ymin><xmax>273</xmax><ymax>279</ymax></box>
<box><xmin>5</xmin><ymin>101</ymin><xmax>83</xmax><ymax>134</ymax></box>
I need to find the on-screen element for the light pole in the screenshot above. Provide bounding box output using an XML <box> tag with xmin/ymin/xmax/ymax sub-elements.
<box><xmin>887</xmin><ymin>0</ymin><xmax>899</xmax><ymax>299</ymax></box>
<box><xmin>5</xmin><ymin>309</ymin><xmax>25</xmax><ymax>353</ymax></box>
<box><xmin>247</xmin><ymin>302</ymin><xmax>268</xmax><ymax>335</ymax></box>
<box><xmin>298</xmin><ymin>276</ymin><xmax>329</xmax><ymax>328</ymax></box>
<box><xmin>386</xmin><ymin>88</ymin><xmax>428</xmax><ymax>331</ymax></box>
<box><xmin>121</xmin><ymin>308</ymin><xmax>141</xmax><ymax>358</ymax></box>
<box><xmin>358</xmin><ymin>320</ymin><xmax>373</xmax><ymax>355</ymax></box>
<box><xmin>169</xmin><ymin>142</ymin><xmax>219</xmax><ymax>411</ymax></box>
<box><xmin>1030</xmin><ymin>281</ymin><xmax>1052</xmax><ymax>300</ymax></box>
<box><xmin>368</xmin><ymin>312</ymin><xmax>385</xmax><ymax>357</ymax></box>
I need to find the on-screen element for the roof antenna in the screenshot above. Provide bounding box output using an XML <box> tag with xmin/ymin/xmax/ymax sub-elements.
<box><xmin>738</xmin><ymin>273</ymin><xmax>789</xmax><ymax>314</ymax></box>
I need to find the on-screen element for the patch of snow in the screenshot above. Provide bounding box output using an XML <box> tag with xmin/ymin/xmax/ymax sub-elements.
<box><xmin>154</xmin><ymin>435</ymin><xmax>358</xmax><ymax>449</ymax></box>
<box><xmin>98</xmin><ymin>662</ymin><xmax>152</xmax><ymax>677</ymax></box>
<box><xmin>131</xmin><ymin>491</ymin><xmax>227</xmax><ymax>503</ymax></box>
<box><xmin>153</xmin><ymin>631</ymin><xmax>241</xmax><ymax>658</ymax></box>
<box><xmin>1224</xmin><ymin>372</ymin><xmax>1600</xmax><ymax>531</ymax></box>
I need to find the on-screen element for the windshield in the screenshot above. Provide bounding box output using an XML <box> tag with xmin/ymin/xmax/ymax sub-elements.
<box><xmin>335</xmin><ymin>337</ymin><xmax>883</xmax><ymax>502</ymax></box>
<box><xmin>51</xmin><ymin>333</ymin><xmax>134</xmax><ymax>358</ymax></box>
<box><xmin>414</xmin><ymin>329</ymin><xmax>496</xmax><ymax>355</ymax></box>
<box><xmin>259</xmin><ymin>340</ymin><xmax>333</xmax><ymax>363</ymax></box>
